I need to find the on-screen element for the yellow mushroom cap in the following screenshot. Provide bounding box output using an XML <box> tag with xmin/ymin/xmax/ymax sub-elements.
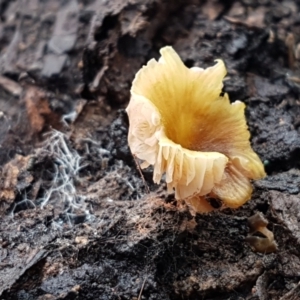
<box><xmin>126</xmin><ymin>46</ymin><xmax>266</xmax><ymax>212</ymax></box>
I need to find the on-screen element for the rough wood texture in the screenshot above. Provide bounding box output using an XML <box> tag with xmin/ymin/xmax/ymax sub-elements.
<box><xmin>1</xmin><ymin>0</ymin><xmax>300</xmax><ymax>299</ymax></box>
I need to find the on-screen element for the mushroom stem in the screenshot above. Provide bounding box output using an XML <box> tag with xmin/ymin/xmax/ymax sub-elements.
<box><xmin>185</xmin><ymin>196</ymin><xmax>215</xmax><ymax>213</ymax></box>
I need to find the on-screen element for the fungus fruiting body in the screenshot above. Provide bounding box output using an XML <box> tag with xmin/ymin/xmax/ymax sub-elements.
<box><xmin>126</xmin><ymin>46</ymin><xmax>265</xmax><ymax>212</ymax></box>
<box><xmin>246</xmin><ymin>213</ymin><xmax>277</xmax><ymax>253</ymax></box>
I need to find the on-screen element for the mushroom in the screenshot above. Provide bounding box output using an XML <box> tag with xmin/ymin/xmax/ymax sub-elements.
<box><xmin>246</xmin><ymin>213</ymin><xmax>277</xmax><ymax>253</ymax></box>
<box><xmin>126</xmin><ymin>46</ymin><xmax>266</xmax><ymax>212</ymax></box>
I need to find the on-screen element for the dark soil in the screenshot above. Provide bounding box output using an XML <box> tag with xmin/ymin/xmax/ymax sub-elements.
<box><xmin>1</xmin><ymin>0</ymin><xmax>300</xmax><ymax>299</ymax></box>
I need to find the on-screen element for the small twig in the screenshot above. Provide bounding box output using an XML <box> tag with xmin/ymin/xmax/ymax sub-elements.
<box><xmin>133</xmin><ymin>154</ymin><xmax>150</xmax><ymax>194</ymax></box>
<box><xmin>0</xmin><ymin>75</ymin><xmax>22</xmax><ymax>96</ymax></box>
<box><xmin>280</xmin><ymin>281</ymin><xmax>300</xmax><ymax>300</ymax></box>
<box><xmin>137</xmin><ymin>277</ymin><xmax>147</xmax><ymax>300</ymax></box>
<box><xmin>287</xmin><ymin>75</ymin><xmax>300</xmax><ymax>84</ymax></box>
<box><xmin>285</xmin><ymin>33</ymin><xmax>295</xmax><ymax>70</ymax></box>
